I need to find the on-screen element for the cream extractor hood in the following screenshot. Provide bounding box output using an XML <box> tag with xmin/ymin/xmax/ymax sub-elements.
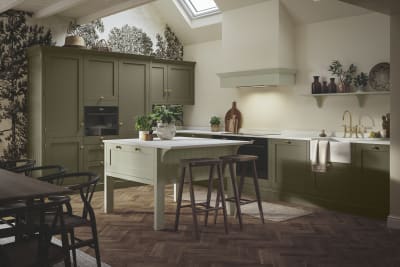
<box><xmin>217</xmin><ymin>0</ymin><xmax>297</xmax><ymax>88</ymax></box>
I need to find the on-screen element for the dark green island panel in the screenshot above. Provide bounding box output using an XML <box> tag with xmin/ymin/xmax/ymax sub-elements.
<box><xmin>28</xmin><ymin>46</ymin><xmax>195</xmax><ymax>188</ymax></box>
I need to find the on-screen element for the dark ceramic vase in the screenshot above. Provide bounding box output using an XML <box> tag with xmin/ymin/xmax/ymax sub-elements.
<box><xmin>328</xmin><ymin>78</ymin><xmax>337</xmax><ymax>93</ymax></box>
<box><xmin>322</xmin><ymin>81</ymin><xmax>329</xmax><ymax>93</ymax></box>
<box><xmin>311</xmin><ymin>76</ymin><xmax>322</xmax><ymax>94</ymax></box>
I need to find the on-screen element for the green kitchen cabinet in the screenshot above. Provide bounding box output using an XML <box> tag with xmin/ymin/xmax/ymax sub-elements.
<box><xmin>268</xmin><ymin>139</ymin><xmax>309</xmax><ymax>195</ymax></box>
<box><xmin>354</xmin><ymin>144</ymin><xmax>389</xmax><ymax>216</ymax></box>
<box><xmin>150</xmin><ymin>61</ymin><xmax>195</xmax><ymax>105</ymax></box>
<box><xmin>118</xmin><ymin>59</ymin><xmax>149</xmax><ymax>137</ymax></box>
<box><xmin>44</xmin><ymin>137</ymin><xmax>84</xmax><ymax>173</ymax></box>
<box><xmin>44</xmin><ymin>53</ymin><xmax>83</xmax><ymax>138</ymax></box>
<box><xmin>83</xmin><ymin>144</ymin><xmax>105</xmax><ymax>183</ymax></box>
<box><xmin>83</xmin><ymin>55</ymin><xmax>118</xmax><ymax>105</ymax></box>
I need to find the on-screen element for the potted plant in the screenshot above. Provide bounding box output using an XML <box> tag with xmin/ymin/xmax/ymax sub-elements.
<box><xmin>64</xmin><ymin>21</ymin><xmax>86</xmax><ymax>47</ymax></box>
<box><xmin>353</xmin><ymin>72</ymin><xmax>369</xmax><ymax>91</ymax></box>
<box><xmin>135</xmin><ymin>115</ymin><xmax>153</xmax><ymax>141</ymax></box>
<box><xmin>328</xmin><ymin>60</ymin><xmax>357</xmax><ymax>92</ymax></box>
<box><xmin>150</xmin><ymin>105</ymin><xmax>180</xmax><ymax>140</ymax></box>
<box><xmin>209</xmin><ymin>116</ymin><xmax>221</xmax><ymax>132</ymax></box>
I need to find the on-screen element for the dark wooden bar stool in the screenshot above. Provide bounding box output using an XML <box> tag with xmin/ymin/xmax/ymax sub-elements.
<box><xmin>216</xmin><ymin>154</ymin><xmax>265</xmax><ymax>227</ymax></box>
<box><xmin>174</xmin><ymin>157</ymin><xmax>228</xmax><ymax>240</ymax></box>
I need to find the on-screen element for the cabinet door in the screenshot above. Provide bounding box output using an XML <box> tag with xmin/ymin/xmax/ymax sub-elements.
<box><xmin>44</xmin><ymin>137</ymin><xmax>83</xmax><ymax>173</ymax></box>
<box><xmin>355</xmin><ymin>144</ymin><xmax>389</xmax><ymax>215</ymax></box>
<box><xmin>83</xmin><ymin>144</ymin><xmax>105</xmax><ymax>183</ymax></box>
<box><xmin>268</xmin><ymin>139</ymin><xmax>309</xmax><ymax>194</ymax></box>
<box><xmin>167</xmin><ymin>64</ymin><xmax>194</xmax><ymax>105</ymax></box>
<box><xmin>83</xmin><ymin>56</ymin><xmax>118</xmax><ymax>105</ymax></box>
<box><xmin>150</xmin><ymin>63</ymin><xmax>168</xmax><ymax>104</ymax></box>
<box><xmin>119</xmin><ymin>59</ymin><xmax>148</xmax><ymax>137</ymax></box>
<box><xmin>44</xmin><ymin>54</ymin><xmax>83</xmax><ymax>138</ymax></box>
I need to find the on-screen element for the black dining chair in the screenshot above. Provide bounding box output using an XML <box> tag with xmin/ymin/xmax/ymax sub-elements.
<box><xmin>15</xmin><ymin>165</ymin><xmax>66</xmax><ymax>182</ymax></box>
<box><xmin>44</xmin><ymin>172</ymin><xmax>101</xmax><ymax>267</ymax></box>
<box><xmin>0</xmin><ymin>197</ymin><xmax>71</xmax><ymax>267</ymax></box>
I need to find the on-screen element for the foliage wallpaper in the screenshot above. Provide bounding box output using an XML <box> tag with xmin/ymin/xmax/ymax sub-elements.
<box><xmin>0</xmin><ymin>10</ymin><xmax>52</xmax><ymax>160</ymax></box>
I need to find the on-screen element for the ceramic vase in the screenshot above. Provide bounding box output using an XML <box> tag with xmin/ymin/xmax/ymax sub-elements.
<box><xmin>311</xmin><ymin>76</ymin><xmax>322</xmax><ymax>94</ymax></box>
<box><xmin>328</xmin><ymin>78</ymin><xmax>337</xmax><ymax>93</ymax></box>
<box><xmin>156</xmin><ymin>122</ymin><xmax>176</xmax><ymax>140</ymax></box>
<box><xmin>211</xmin><ymin>124</ymin><xmax>220</xmax><ymax>132</ymax></box>
<box><xmin>322</xmin><ymin>81</ymin><xmax>329</xmax><ymax>93</ymax></box>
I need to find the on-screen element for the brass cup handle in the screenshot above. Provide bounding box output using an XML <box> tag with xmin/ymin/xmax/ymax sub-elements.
<box><xmin>284</xmin><ymin>140</ymin><xmax>292</xmax><ymax>144</ymax></box>
<box><xmin>115</xmin><ymin>145</ymin><xmax>122</xmax><ymax>149</ymax></box>
<box><xmin>372</xmin><ymin>146</ymin><xmax>380</xmax><ymax>150</ymax></box>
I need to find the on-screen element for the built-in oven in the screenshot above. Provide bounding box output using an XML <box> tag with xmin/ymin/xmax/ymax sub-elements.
<box><xmin>84</xmin><ymin>106</ymin><xmax>118</xmax><ymax>136</ymax></box>
<box><xmin>212</xmin><ymin>135</ymin><xmax>268</xmax><ymax>179</ymax></box>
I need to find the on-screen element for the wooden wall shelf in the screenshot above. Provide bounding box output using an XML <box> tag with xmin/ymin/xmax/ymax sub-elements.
<box><xmin>303</xmin><ymin>91</ymin><xmax>390</xmax><ymax>107</ymax></box>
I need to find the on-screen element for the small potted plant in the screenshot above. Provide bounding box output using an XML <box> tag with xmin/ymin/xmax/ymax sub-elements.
<box><xmin>209</xmin><ymin>116</ymin><xmax>221</xmax><ymax>132</ymax></box>
<box><xmin>353</xmin><ymin>72</ymin><xmax>369</xmax><ymax>91</ymax></box>
<box><xmin>150</xmin><ymin>105</ymin><xmax>180</xmax><ymax>140</ymax></box>
<box><xmin>64</xmin><ymin>21</ymin><xmax>86</xmax><ymax>47</ymax></box>
<box><xmin>135</xmin><ymin>115</ymin><xmax>153</xmax><ymax>141</ymax></box>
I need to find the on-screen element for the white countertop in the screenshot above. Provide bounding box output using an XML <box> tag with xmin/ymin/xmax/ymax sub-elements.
<box><xmin>177</xmin><ymin>129</ymin><xmax>390</xmax><ymax>145</ymax></box>
<box><xmin>103</xmin><ymin>137</ymin><xmax>251</xmax><ymax>149</ymax></box>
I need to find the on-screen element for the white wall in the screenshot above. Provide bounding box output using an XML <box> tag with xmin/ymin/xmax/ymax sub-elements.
<box><xmin>387</xmin><ymin>14</ymin><xmax>400</xmax><ymax>228</ymax></box>
<box><xmin>184</xmin><ymin>13</ymin><xmax>390</xmax><ymax>135</ymax></box>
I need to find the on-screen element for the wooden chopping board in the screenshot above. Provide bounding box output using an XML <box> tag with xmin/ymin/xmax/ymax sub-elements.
<box><xmin>224</xmin><ymin>101</ymin><xmax>242</xmax><ymax>133</ymax></box>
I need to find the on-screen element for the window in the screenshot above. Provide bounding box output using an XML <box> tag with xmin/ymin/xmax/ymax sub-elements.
<box><xmin>178</xmin><ymin>0</ymin><xmax>220</xmax><ymax>19</ymax></box>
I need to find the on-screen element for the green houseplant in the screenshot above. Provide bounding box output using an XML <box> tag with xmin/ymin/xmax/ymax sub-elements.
<box><xmin>150</xmin><ymin>105</ymin><xmax>180</xmax><ymax>140</ymax></box>
<box><xmin>135</xmin><ymin>115</ymin><xmax>153</xmax><ymax>141</ymax></box>
<box><xmin>353</xmin><ymin>72</ymin><xmax>369</xmax><ymax>91</ymax></box>
<box><xmin>209</xmin><ymin>116</ymin><xmax>221</xmax><ymax>132</ymax></box>
<box><xmin>328</xmin><ymin>60</ymin><xmax>357</xmax><ymax>92</ymax></box>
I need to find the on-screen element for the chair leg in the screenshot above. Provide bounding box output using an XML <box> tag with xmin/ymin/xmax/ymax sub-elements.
<box><xmin>228</xmin><ymin>161</ymin><xmax>243</xmax><ymax>230</ymax></box>
<box><xmin>213</xmin><ymin>163</ymin><xmax>227</xmax><ymax>234</ymax></box>
<box><xmin>188</xmin><ymin>165</ymin><xmax>200</xmax><ymax>239</ymax></box>
<box><xmin>204</xmin><ymin>164</ymin><xmax>215</xmax><ymax>227</ymax></box>
<box><xmin>238</xmin><ymin>163</ymin><xmax>246</xmax><ymax>200</ymax></box>
<box><xmin>174</xmin><ymin>166</ymin><xmax>186</xmax><ymax>231</ymax></box>
<box><xmin>252</xmin><ymin>160</ymin><xmax>265</xmax><ymax>224</ymax></box>
<box><xmin>69</xmin><ymin>230</ymin><xmax>78</xmax><ymax>267</ymax></box>
<box><xmin>213</xmin><ymin>185</ymin><xmax>220</xmax><ymax>224</ymax></box>
<box><xmin>90</xmin><ymin>217</ymin><xmax>102</xmax><ymax>267</ymax></box>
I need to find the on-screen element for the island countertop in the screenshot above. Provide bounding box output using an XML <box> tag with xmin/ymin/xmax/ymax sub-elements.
<box><xmin>103</xmin><ymin>136</ymin><xmax>251</xmax><ymax>150</ymax></box>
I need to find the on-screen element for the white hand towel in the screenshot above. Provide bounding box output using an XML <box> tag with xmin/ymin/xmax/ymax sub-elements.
<box><xmin>311</xmin><ymin>140</ymin><xmax>330</xmax><ymax>173</ymax></box>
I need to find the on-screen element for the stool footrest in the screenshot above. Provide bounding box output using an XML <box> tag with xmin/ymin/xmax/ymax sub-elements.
<box><xmin>180</xmin><ymin>202</ymin><xmax>224</xmax><ymax>213</ymax></box>
<box><xmin>225</xmin><ymin>197</ymin><xmax>257</xmax><ymax>205</ymax></box>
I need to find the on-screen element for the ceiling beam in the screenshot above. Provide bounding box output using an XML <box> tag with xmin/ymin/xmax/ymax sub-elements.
<box><xmin>77</xmin><ymin>0</ymin><xmax>154</xmax><ymax>24</ymax></box>
<box><xmin>0</xmin><ymin>0</ymin><xmax>26</xmax><ymax>14</ymax></box>
<box><xmin>34</xmin><ymin>0</ymin><xmax>89</xmax><ymax>19</ymax></box>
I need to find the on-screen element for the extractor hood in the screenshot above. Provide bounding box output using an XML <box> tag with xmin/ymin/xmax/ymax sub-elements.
<box><xmin>217</xmin><ymin>0</ymin><xmax>297</xmax><ymax>88</ymax></box>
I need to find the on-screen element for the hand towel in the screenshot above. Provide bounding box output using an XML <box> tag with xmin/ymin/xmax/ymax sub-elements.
<box><xmin>311</xmin><ymin>140</ymin><xmax>330</xmax><ymax>173</ymax></box>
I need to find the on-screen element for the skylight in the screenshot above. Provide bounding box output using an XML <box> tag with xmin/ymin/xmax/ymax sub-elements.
<box><xmin>179</xmin><ymin>0</ymin><xmax>220</xmax><ymax>19</ymax></box>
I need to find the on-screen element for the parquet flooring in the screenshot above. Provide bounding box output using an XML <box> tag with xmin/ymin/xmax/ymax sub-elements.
<box><xmin>70</xmin><ymin>185</ymin><xmax>400</xmax><ymax>267</ymax></box>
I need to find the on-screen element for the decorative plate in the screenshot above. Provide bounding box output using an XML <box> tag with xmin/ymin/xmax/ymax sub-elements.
<box><xmin>368</xmin><ymin>62</ymin><xmax>390</xmax><ymax>91</ymax></box>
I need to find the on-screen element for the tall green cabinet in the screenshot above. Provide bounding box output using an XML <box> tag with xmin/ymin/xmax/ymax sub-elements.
<box><xmin>28</xmin><ymin>46</ymin><xmax>195</xmax><ymax>186</ymax></box>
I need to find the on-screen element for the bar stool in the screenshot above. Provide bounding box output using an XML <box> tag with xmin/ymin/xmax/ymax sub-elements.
<box><xmin>216</xmin><ymin>154</ymin><xmax>265</xmax><ymax>228</ymax></box>
<box><xmin>174</xmin><ymin>157</ymin><xmax>228</xmax><ymax>240</ymax></box>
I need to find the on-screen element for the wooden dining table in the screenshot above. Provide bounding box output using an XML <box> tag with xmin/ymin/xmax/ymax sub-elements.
<box><xmin>0</xmin><ymin>168</ymin><xmax>71</xmax><ymax>205</ymax></box>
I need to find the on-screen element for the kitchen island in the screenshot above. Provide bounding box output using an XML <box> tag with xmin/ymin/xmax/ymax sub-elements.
<box><xmin>103</xmin><ymin>137</ymin><xmax>250</xmax><ymax>230</ymax></box>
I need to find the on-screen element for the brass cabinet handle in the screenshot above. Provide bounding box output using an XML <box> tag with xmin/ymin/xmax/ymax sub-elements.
<box><xmin>99</xmin><ymin>96</ymin><xmax>105</xmax><ymax>100</ymax></box>
<box><xmin>100</xmin><ymin>136</ymin><xmax>104</xmax><ymax>140</ymax></box>
<box><xmin>100</xmin><ymin>161</ymin><xmax>104</xmax><ymax>166</ymax></box>
<box><xmin>135</xmin><ymin>147</ymin><xmax>141</xmax><ymax>152</ymax></box>
<box><xmin>80</xmin><ymin>122</ymin><xmax>84</xmax><ymax>127</ymax></box>
<box><xmin>119</xmin><ymin>121</ymin><xmax>124</xmax><ymax>126</ymax></box>
<box><xmin>115</xmin><ymin>145</ymin><xmax>122</xmax><ymax>149</ymax></box>
<box><xmin>80</xmin><ymin>145</ymin><xmax>84</xmax><ymax>150</ymax></box>
<box><xmin>284</xmin><ymin>140</ymin><xmax>292</xmax><ymax>144</ymax></box>
<box><xmin>372</xmin><ymin>146</ymin><xmax>380</xmax><ymax>150</ymax></box>
<box><xmin>99</xmin><ymin>144</ymin><xmax>104</xmax><ymax>149</ymax></box>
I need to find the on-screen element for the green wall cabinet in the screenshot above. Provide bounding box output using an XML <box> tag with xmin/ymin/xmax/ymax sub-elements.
<box><xmin>83</xmin><ymin>55</ymin><xmax>118</xmax><ymax>105</ymax></box>
<box><xmin>150</xmin><ymin>61</ymin><xmax>195</xmax><ymax>105</ymax></box>
<box><xmin>118</xmin><ymin>59</ymin><xmax>149</xmax><ymax>138</ymax></box>
<box><xmin>28</xmin><ymin>46</ymin><xmax>195</xmax><ymax>186</ymax></box>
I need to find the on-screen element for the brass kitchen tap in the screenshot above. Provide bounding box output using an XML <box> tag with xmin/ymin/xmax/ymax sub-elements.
<box><xmin>342</xmin><ymin>110</ymin><xmax>352</xmax><ymax>138</ymax></box>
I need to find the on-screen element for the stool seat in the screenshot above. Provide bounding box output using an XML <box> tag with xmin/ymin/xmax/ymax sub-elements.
<box><xmin>220</xmin><ymin>154</ymin><xmax>258</xmax><ymax>162</ymax></box>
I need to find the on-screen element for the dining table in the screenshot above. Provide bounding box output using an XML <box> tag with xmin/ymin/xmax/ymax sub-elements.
<box><xmin>103</xmin><ymin>137</ymin><xmax>251</xmax><ymax>230</ymax></box>
<box><xmin>0</xmin><ymin>168</ymin><xmax>72</xmax><ymax>205</ymax></box>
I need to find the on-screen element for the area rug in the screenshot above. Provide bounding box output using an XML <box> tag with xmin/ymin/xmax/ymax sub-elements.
<box><xmin>0</xmin><ymin>225</ymin><xmax>110</xmax><ymax>267</ymax></box>
<box><xmin>178</xmin><ymin>187</ymin><xmax>312</xmax><ymax>222</ymax></box>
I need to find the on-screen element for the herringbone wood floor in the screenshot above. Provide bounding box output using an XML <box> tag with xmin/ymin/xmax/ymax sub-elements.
<box><xmin>70</xmin><ymin>185</ymin><xmax>400</xmax><ymax>267</ymax></box>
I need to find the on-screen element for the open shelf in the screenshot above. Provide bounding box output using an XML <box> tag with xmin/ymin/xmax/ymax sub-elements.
<box><xmin>302</xmin><ymin>91</ymin><xmax>390</xmax><ymax>107</ymax></box>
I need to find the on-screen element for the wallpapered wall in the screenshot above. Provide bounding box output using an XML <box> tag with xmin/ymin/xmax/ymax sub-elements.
<box><xmin>0</xmin><ymin>9</ymin><xmax>185</xmax><ymax>160</ymax></box>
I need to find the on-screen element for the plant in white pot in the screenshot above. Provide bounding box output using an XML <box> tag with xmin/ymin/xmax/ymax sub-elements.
<box><xmin>210</xmin><ymin>116</ymin><xmax>221</xmax><ymax>132</ymax></box>
<box><xmin>135</xmin><ymin>115</ymin><xmax>153</xmax><ymax>141</ymax></box>
<box><xmin>150</xmin><ymin>105</ymin><xmax>180</xmax><ymax>140</ymax></box>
